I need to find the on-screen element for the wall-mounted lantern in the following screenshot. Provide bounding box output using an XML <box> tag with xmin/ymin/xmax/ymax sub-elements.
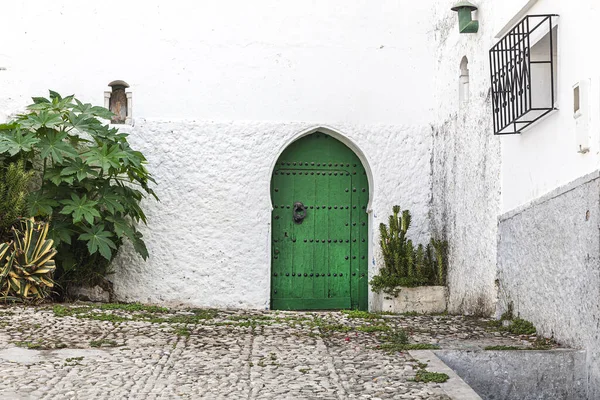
<box><xmin>451</xmin><ymin>1</ymin><xmax>479</xmax><ymax>34</ymax></box>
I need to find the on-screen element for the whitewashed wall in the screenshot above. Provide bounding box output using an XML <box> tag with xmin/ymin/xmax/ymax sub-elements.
<box><xmin>495</xmin><ymin>0</ymin><xmax>600</xmax><ymax>212</ymax></box>
<box><xmin>0</xmin><ymin>1</ymin><xmax>436</xmax><ymax>309</ymax></box>
<box><xmin>430</xmin><ymin>0</ymin><xmax>600</xmax><ymax>395</ymax></box>
<box><xmin>430</xmin><ymin>1</ymin><xmax>501</xmax><ymax>315</ymax></box>
<box><xmin>113</xmin><ymin>122</ymin><xmax>432</xmax><ymax>308</ymax></box>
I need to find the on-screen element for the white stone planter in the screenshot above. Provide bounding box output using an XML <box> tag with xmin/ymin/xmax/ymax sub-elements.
<box><xmin>374</xmin><ymin>286</ymin><xmax>447</xmax><ymax>314</ymax></box>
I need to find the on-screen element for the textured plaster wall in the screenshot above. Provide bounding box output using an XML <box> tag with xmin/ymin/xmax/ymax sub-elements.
<box><xmin>110</xmin><ymin>121</ymin><xmax>433</xmax><ymax>309</ymax></box>
<box><xmin>429</xmin><ymin>1</ymin><xmax>501</xmax><ymax>315</ymax></box>
<box><xmin>0</xmin><ymin>1</ymin><xmax>438</xmax><ymax>309</ymax></box>
<box><xmin>497</xmin><ymin>0</ymin><xmax>600</xmax><ymax>212</ymax></box>
<box><xmin>497</xmin><ymin>172</ymin><xmax>600</xmax><ymax>398</ymax></box>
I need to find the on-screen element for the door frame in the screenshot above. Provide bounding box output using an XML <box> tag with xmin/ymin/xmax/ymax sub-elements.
<box><xmin>267</xmin><ymin>125</ymin><xmax>374</xmax><ymax>310</ymax></box>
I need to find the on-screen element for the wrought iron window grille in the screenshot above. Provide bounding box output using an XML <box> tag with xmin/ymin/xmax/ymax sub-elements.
<box><xmin>490</xmin><ymin>14</ymin><xmax>558</xmax><ymax>135</ymax></box>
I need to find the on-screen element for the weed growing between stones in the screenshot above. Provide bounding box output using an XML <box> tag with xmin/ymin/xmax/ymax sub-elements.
<box><xmin>175</xmin><ymin>327</ymin><xmax>190</xmax><ymax>337</ymax></box>
<box><xmin>413</xmin><ymin>370</ymin><xmax>449</xmax><ymax>383</ymax></box>
<box><xmin>90</xmin><ymin>339</ymin><xmax>119</xmax><ymax>348</ymax></box>
<box><xmin>356</xmin><ymin>324</ymin><xmax>391</xmax><ymax>333</ymax></box>
<box><xmin>64</xmin><ymin>356</ymin><xmax>84</xmax><ymax>366</ymax></box>
<box><xmin>341</xmin><ymin>310</ymin><xmax>383</xmax><ymax>320</ymax></box>
<box><xmin>14</xmin><ymin>339</ymin><xmax>67</xmax><ymax>350</ymax></box>
<box><xmin>376</xmin><ymin>328</ymin><xmax>440</xmax><ymax>353</ymax></box>
<box><xmin>483</xmin><ymin>345</ymin><xmax>522</xmax><ymax>350</ymax></box>
<box><xmin>52</xmin><ymin>303</ymin><xmax>218</xmax><ymax>324</ymax></box>
<box><xmin>486</xmin><ymin>303</ymin><xmax>536</xmax><ymax>335</ymax></box>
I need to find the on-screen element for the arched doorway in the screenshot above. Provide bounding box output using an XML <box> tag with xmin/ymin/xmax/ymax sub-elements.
<box><xmin>270</xmin><ymin>132</ymin><xmax>369</xmax><ymax>310</ymax></box>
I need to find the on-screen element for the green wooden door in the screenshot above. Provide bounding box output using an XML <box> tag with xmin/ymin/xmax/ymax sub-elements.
<box><xmin>271</xmin><ymin>132</ymin><xmax>369</xmax><ymax>311</ymax></box>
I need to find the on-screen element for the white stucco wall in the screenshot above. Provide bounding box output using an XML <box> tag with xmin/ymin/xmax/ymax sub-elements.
<box><xmin>0</xmin><ymin>1</ymin><xmax>436</xmax><ymax>309</ymax></box>
<box><xmin>430</xmin><ymin>0</ymin><xmax>600</xmax><ymax>394</ymax></box>
<box><xmin>111</xmin><ymin>121</ymin><xmax>432</xmax><ymax>308</ymax></box>
<box><xmin>494</xmin><ymin>0</ymin><xmax>600</xmax><ymax>212</ymax></box>
<box><xmin>430</xmin><ymin>1</ymin><xmax>501</xmax><ymax>315</ymax></box>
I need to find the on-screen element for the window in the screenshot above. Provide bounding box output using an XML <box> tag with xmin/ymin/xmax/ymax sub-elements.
<box><xmin>104</xmin><ymin>80</ymin><xmax>132</xmax><ymax>124</ymax></box>
<box><xmin>459</xmin><ymin>56</ymin><xmax>470</xmax><ymax>103</ymax></box>
<box><xmin>489</xmin><ymin>15</ymin><xmax>558</xmax><ymax>135</ymax></box>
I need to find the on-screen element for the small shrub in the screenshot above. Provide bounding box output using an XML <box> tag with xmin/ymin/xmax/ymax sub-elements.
<box><xmin>0</xmin><ymin>91</ymin><xmax>157</xmax><ymax>291</ymax></box>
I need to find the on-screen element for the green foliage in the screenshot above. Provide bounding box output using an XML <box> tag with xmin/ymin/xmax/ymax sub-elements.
<box><xmin>0</xmin><ymin>161</ymin><xmax>34</xmax><ymax>239</ymax></box>
<box><xmin>487</xmin><ymin>303</ymin><xmax>537</xmax><ymax>336</ymax></box>
<box><xmin>413</xmin><ymin>370</ymin><xmax>449</xmax><ymax>383</ymax></box>
<box><xmin>376</xmin><ymin>328</ymin><xmax>440</xmax><ymax>352</ymax></box>
<box><xmin>0</xmin><ymin>91</ymin><xmax>157</xmax><ymax>289</ymax></box>
<box><xmin>90</xmin><ymin>339</ymin><xmax>119</xmax><ymax>348</ymax></box>
<box><xmin>484</xmin><ymin>345</ymin><xmax>522</xmax><ymax>350</ymax></box>
<box><xmin>506</xmin><ymin>318</ymin><xmax>536</xmax><ymax>335</ymax></box>
<box><xmin>0</xmin><ymin>218</ymin><xmax>57</xmax><ymax>301</ymax></box>
<box><xmin>341</xmin><ymin>310</ymin><xmax>383</xmax><ymax>320</ymax></box>
<box><xmin>370</xmin><ymin>206</ymin><xmax>448</xmax><ymax>295</ymax></box>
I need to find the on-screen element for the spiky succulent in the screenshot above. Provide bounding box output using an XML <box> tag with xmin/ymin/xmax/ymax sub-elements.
<box><xmin>0</xmin><ymin>218</ymin><xmax>56</xmax><ymax>301</ymax></box>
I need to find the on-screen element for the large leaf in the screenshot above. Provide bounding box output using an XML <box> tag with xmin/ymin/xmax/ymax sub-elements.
<box><xmin>78</xmin><ymin>224</ymin><xmax>117</xmax><ymax>260</ymax></box>
<box><xmin>60</xmin><ymin>157</ymin><xmax>98</xmax><ymax>182</ymax></box>
<box><xmin>67</xmin><ymin>111</ymin><xmax>103</xmax><ymax>134</ymax></box>
<box><xmin>27</xmin><ymin>192</ymin><xmax>59</xmax><ymax>217</ymax></box>
<box><xmin>106</xmin><ymin>215</ymin><xmax>148</xmax><ymax>260</ymax></box>
<box><xmin>48</xmin><ymin>220</ymin><xmax>73</xmax><ymax>246</ymax></box>
<box><xmin>106</xmin><ymin>215</ymin><xmax>135</xmax><ymax>239</ymax></box>
<box><xmin>131</xmin><ymin>231</ymin><xmax>149</xmax><ymax>260</ymax></box>
<box><xmin>21</xmin><ymin>110</ymin><xmax>64</xmax><ymax>130</ymax></box>
<box><xmin>0</xmin><ymin>130</ymin><xmax>40</xmax><ymax>156</ymax></box>
<box><xmin>82</xmin><ymin>144</ymin><xmax>126</xmax><ymax>172</ymax></box>
<box><xmin>38</xmin><ymin>130</ymin><xmax>79</xmax><ymax>163</ymax></box>
<box><xmin>44</xmin><ymin>167</ymin><xmax>74</xmax><ymax>186</ymax></box>
<box><xmin>97</xmin><ymin>191</ymin><xmax>125</xmax><ymax>215</ymax></box>
<box><xmin>72</xmin><ymin>99</ymin><xmax>114</xmax><ymax>120</ymax></box>
<box><xmin>59</xmin><ymin>193</ymin><xmax>100</xmax><ymax>224</ymax></box>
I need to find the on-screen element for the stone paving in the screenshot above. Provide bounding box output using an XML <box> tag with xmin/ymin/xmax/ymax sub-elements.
<box><xmin>0</xmin><ymin>304</ymin><xmax>553</xmax><ymax>399</ymax></box>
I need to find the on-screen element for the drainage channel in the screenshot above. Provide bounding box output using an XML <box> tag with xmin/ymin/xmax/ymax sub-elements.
<box><xmin>412</xmin><ymin>349</ymin><xmax>587</xmax><ymax>400</ymax></box>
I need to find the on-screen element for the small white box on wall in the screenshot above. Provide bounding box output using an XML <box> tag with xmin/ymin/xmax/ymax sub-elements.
<box><xmin>573</xmin><ymin>79</ymin><xmax>590</xmax><ymax>153</ymax></box>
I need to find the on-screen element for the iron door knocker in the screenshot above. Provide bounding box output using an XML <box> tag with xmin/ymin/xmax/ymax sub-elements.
<box><xmin>293</xmin><ymin>202</ymin><xmax>307</xmax><ymax>224</ymax></box>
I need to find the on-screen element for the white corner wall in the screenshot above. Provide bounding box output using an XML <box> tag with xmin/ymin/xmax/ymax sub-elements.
<box><xmin>430</xmin><ymin>2</ymin><xmax>501</xmax><ymax>315</ymax></box>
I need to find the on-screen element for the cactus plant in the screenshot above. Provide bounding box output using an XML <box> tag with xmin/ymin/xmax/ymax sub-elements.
<box><xmin>370</xmin><ymin>206</ymin><xmax>448</xmax><ymax>295</ymax></box>
<box><xmin>0</xmin><ymin>218</ymin><xmax>57</xmax><ymax>301</ymax></box>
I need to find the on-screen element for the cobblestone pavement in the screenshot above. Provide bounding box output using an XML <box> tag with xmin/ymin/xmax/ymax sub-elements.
<box><xmin>0</xmin><ymin>305</ymin><xmax>552</xmax><ymax>399</ymax></box>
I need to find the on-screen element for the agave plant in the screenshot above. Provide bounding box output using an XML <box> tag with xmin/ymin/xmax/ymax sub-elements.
<box><xmin>0</xmin><ymin>218</ymin><xmax>57</xmax><ymax>301</ymax></box>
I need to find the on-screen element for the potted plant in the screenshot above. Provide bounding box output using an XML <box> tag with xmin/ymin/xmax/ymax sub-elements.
<box><xmin>370</xmin><ymin>206</ymin><xmax>448</xmax><ymax>313</ymax></box>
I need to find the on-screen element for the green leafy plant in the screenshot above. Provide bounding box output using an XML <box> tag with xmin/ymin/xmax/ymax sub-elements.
<box><xmin>370</xmin><ymin>206</ymin><xmax>447</xmax><ymax>295</ymax></box>
<box><xmin>0</xmin><ymin>91</ymin><xmax>157</xmax><ymax>289</ymax></box>
<box><xmin>0</xmin><ymin>218</ymin><xmax>57</xmax><ymax>301</ymax></box>
<box><xmin>413</xmin><ymin>370</ymin><xmax>449</xmax><ymax>383</ymax></box>
<box><xmin>0</xmin><ymin>160</ymin><xmax>34</xmax><ymax>240</ymax></box>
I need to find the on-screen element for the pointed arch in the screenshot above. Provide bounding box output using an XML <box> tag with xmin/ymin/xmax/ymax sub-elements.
<box><xmin>269</xmin><ymin>125</ymin><xmax>374</xmax><ymax>212</ymax></box>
